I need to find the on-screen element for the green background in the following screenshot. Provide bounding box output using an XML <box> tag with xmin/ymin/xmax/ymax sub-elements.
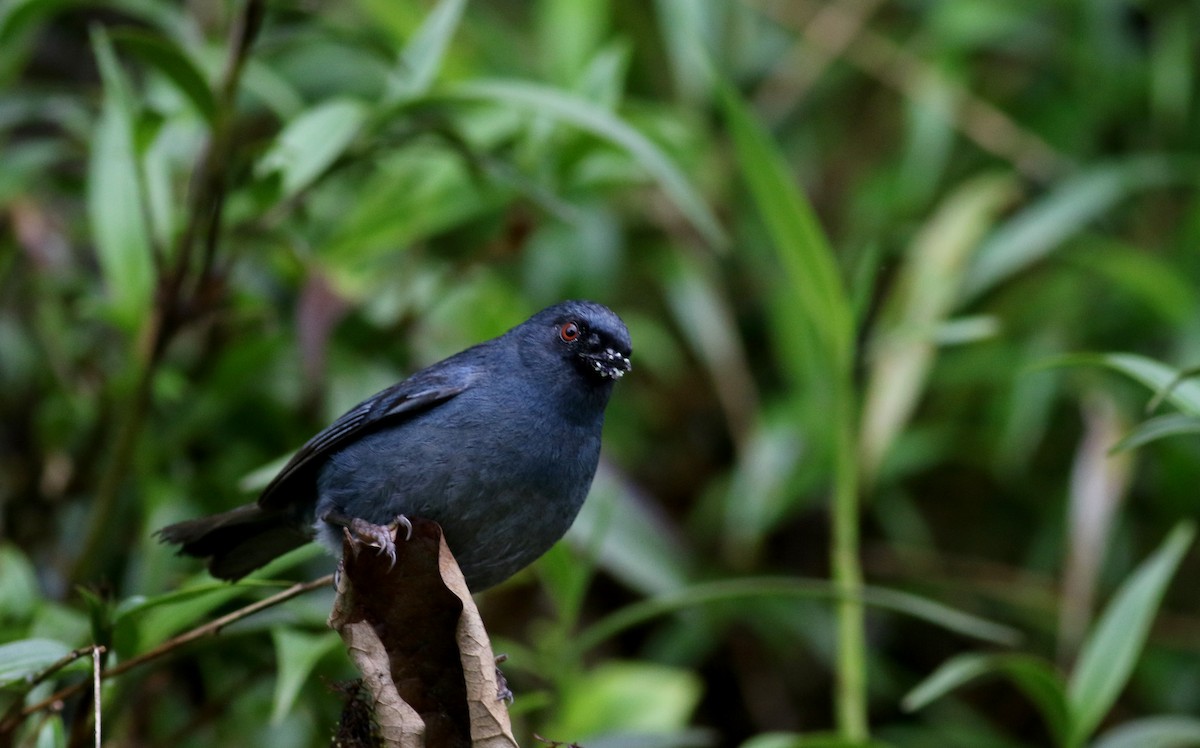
<box><xmin>3</xmin><ymin>1</ymin><xmax>1200</xmax><ymax>746</ymax></box>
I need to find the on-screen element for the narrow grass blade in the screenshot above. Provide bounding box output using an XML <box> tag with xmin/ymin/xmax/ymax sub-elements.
<box><xmin>653</xmin><ymin>0</ymin><xmax>722</xmax><ymax>101</ymax></box>
<box><xmin>546</xmin><ymin>662</ymin><xmax>702</xmax><ymax>739</ymax></box>
<box><xmin>860</xmin><ymin>174</ymin><xmax>1015</xmax><ymax>484</ymax></box>
<box><xmin>88</xmin><ymin>27</ymin><xmax>154</xmax><ymax>331</ymax></box>
<box><xmin>962</xmin><ymin>156</ymin><xmax>1196</xmax><ymax>301</ymax></box>
<box><xmin>385</xmin><ymin>0</ymin><xmax>466</xmax><ymax>103</ymax></box>
<box><xmin>110</xmin><ymin>28</ymin><xmax>215</xmax><ymax>124</ymax></box>
<box><xmin>270</xmin><ymin>628</ymin><xmax>341</xmax><ymax>724</ymax></box>
<box><xmin>1040</xmin><ymin>354</ymin><xmax>1200</xmax><ymax>416</ymax></box>
<box><xmin>256</xmin><ymin>98</ymin><xmax>368</xmax><ymax>203</ymax></box>
<box><xmin>662</xmin><ymin>251</ymin><xmax>758</xmax><ymax>442</ymax></box>
<box><xmin>573</xmin><ymin>577</ymin><xmax>1022</xmax><ymax>656</ymax></box>
<box><xmin>903</xmin><ymin>653</ymin><xmax>1071</xmax><ymax>745</ymax></box>
<box><xmin>716</xmin><ymin>78</ymin><xmax>862</xmax><ymax>737</ymax></box>
<box><xmin>1067</xmin><ymin>522</ymin><xmax>1196</xmax><ymax>746</ymax></box>
<box><xmin>717</xmin><ymin>81</ymin><xmax>852</xmax><ymax>371</ymax></box>
<box><xmin>1110</xmin><ymin>413</ymin><xmax>1200</xmax><ymax>453</ymax></box>
<box><xmin>535</xmin><ymin>0</ymin><xmax>608</xmax><ymax>81</ymax></box>
<box><xmin>1091</xmin><ymin>716</ymin><xmax>1200</xmax><ymax>748</ymax></box>
<box><xmin>742</xmin><ymin>733</ymin><xmax>895</xmax><ymax>748</ymax></box>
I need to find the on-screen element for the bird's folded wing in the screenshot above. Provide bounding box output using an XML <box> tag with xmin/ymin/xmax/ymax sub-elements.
<box><xmin>257</xmin><ymin>368</ymin><xmax>477</xmax><ymax>510</ymax></box>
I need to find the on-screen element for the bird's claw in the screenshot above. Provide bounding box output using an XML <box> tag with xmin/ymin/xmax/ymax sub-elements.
<box><xmin>392</xmin><ymin>514</ymin><xmax>414</xmax><ymax>541</ymax></box>
<box><xmin>494</xmin><ymin>653</ymin><xmax>514</xmax><ymax>703</ymax></box>
<box><xmin>347</xmin><ymin>518</ymin><xmax>398</xmax><ymax>570</ymax></box>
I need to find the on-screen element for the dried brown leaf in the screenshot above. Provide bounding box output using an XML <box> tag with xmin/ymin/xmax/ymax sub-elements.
<box><xmin>437</xmin><ymin>533</ymin><xmax>519</xmax><ymax>747</ymax></box>
<box><xmin>328</xmin><ymin>518</ymin><xmax>518</xmax><ymax>748</ymax></box>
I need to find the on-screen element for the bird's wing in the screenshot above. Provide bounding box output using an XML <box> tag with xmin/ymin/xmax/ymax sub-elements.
<box><xmin>257</xmin><ymin>365</ymin><xmax>478</xmax><ymax>511</ymax></box>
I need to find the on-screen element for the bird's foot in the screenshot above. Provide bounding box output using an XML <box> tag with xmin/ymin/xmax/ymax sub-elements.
<box><xmin>346</xmin><ymin>518</ymin><xmax>399</xmax><ymax>568</ymax></box>
<box><xmin>323</xmin><ymin>508</ymin><xmax>412</xmax><ymax>570</ymax></box>
<box><xmin>494</xmin><ymin>653</ymin><xmax>514</xmax><ymax>703</ymax></box>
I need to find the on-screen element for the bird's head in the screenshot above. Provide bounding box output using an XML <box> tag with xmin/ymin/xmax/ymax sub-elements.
<box><xmin>520</xmin><ymin>300</ymin><xmax>632</xmax><ymax>387</ymax></box>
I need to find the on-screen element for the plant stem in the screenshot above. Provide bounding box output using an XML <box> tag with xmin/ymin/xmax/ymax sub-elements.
<box><xmin>832</xmin><ymin>399</ymin><xmax>867</xmax><ymax>739</ymax></box>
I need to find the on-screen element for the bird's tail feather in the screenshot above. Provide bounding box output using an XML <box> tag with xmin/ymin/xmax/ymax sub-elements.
<box><xmin>157</xmin><ymin>504</ymin><xmax>310</xmax><ymax>580</ymax></box>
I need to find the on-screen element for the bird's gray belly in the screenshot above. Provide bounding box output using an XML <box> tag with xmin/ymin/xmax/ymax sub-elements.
<box><xmin>312</xmin><ymin>410</ymin><xmax>600</xmax><ymax>590</ymax></box>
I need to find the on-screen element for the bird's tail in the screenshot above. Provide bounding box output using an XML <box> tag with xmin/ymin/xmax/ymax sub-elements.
<box><xmin>157</xmin><ymin>504</ymin><xmax>310</xmax><ymax>580</ymax></box>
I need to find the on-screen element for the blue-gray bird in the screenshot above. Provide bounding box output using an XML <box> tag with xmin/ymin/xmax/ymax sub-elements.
<box><xmin>158</xmin><ymin>300</ymin><xmax>631</xmax><ymax>591</ymax></box>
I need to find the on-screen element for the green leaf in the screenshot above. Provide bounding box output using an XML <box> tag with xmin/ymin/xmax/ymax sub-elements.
<box><xmin>110</xmin><ymin>28</ymin><xmax>215</xmax><ymax>124</ymax></box>
<box><xmin>449</xmin><ymin>79</ymin><xmax>726</xmax><ymax>249</ymax></box>
<box><xmin>241</xmin><ymin>58</ymin><xmax>306</xmax><ymax>119</ymax></box>
<box><xmin>718</xmin><ymin>87</ymin><xmax>866</xmax><ymax>736</ymax></box>
<box><xmin>653</xmin><ymin>0</ymin><xmax>723</xmax><ymax>102</ymax></box>
<box><xmin>660</xmin><ymin>249</ymin><xmax>757</xmax><ymax>452</ymax></box>
<box><xmin>903</xmin><ymin>653</ymin><xmax>1071</xmax><ymax>744</ymax></box>
<box><xmin>1110</xmin><ymin>413</ymin><xmax>1200</xmax><ymax>453</ymax></box>
<box><xmin>547</xmin><ymin>661</ymin><xmax>702</xmax><ymax>739</ymax></box>
<box><xmin>0</xmin><ymin>638</ymin><xmax>72</xmax><ymax>686</ymax></box>
<box><xmin>88</xmin><ymin>27</ymin><xmax>155</xmax><ymax>331</ymax></box>
<box><xmin>256</xmin><ymin>98</ymin><xmax>369</xmax><ymax>203</ymax></box>
<box><xmin>1067</xmin><ymin>522</ymin><xmax>1196</xmax><ymax>746</ymax></box>
<box><xmin>962</xmin><ymin>155</ymin><xmax>1197</xmax><ymax>300</ymax></box>
<box><xmin>576</xmin><ymin>39</ymin><xmax>631</xmax><ymax>110</ymax></box>
<box><xmin>864</xmin><ymin>586</ymin><xmax>1022</xmax><ymax>646</ymax></box>
<box><xmin>1040</xmin><ymin>354</ymin><xmax>1200</xmax><ymax>417</ymax></box>
<box><xmin>0</xmin><ymin>0</ymin><xmax>73</xmax><ymax>45</ymax></box>
<box><xmin>1149</xmin><ymin>7</ymin><xmax>1193</xmax><ymax>127</ymax></box>
<box><xmin>741</xmin><ymin>733</ymin><xmax>810</xmax><ymax>748</ymax></box>
<box><xmin>140</xmin><ymin>120</ymin><xmax>175</xmax><ymax>249</ymax></box>
<box><xmin>1145</xmin><ymin>365</ymin><xmax>1200</xmax><ymax>414</ymax></box>
<box><xmin>536</xmin><ymin>0</ymin><xmax>609</xmax><ymax>82</ymax></box>
<box><xmin>76</xmin><ymin>586</ymin><xmax>115</xmax><ymax>647</ymax></box>
<box><xmin>860</xmin><ymin>174</ymin><xmax>1016</xmax><ymax>483</ymax></box>
<box><xmin>1091</xmin><ymin>716</ymin><xmax>1200</xmax><ymax>748</ymax></box>
<box><xmin>741</xmin><ymin>734</ymin><xmax>894</xmax><ymax>748</ymax></box>
<box><xmin>385</xmin><ymin>0</ymin><xmax>466</xmax><ymax>103</ymax></box>
<box><xmin>270</xmin><ymin>628</ymin><xmax>340</xmax><ymax>724</ymax></box>
<box><xmin>320</xmin><ymin>146</ymin><xmax>508</xmax><ymax>290</ymax></box>
<box><xmin>34</xmin><ymin>715</ymin><xmax>66</xmax><ymax>748</ymax></box>
<box><xmin>717</xmin><ymin>80</ymin><xmax>852</xmax><ymax>377</ymax></box>
<box><xmin>0</xmin><ymin>543</ymin><xmax>41</xmax><ymax>623</ymax></box>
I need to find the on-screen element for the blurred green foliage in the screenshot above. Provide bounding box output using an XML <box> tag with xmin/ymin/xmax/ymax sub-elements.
<box><xmin>3</xmin><ymin>0</ymin><xmax>1200</xmax><ymax>746</ymax></box>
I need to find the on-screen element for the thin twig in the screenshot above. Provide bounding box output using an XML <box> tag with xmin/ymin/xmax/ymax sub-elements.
<box><xmin>196</xmin><ymin>0</ymin><xmax>264</xmax><ymax>284</ymax></box>
<box><xmin>0</xmin><ymin>646</ymin><xmax>106</xmax><ymax>739</ymax></box>
<box><xmin>162</xmin><ymin>0</ymin><xmax>265</xmax><ymax>349</ymax></box>
<box><xmin>91</xmin><ymin>647</ymin><xmax>101</xmax><ymax>748</ymax></box>
<box><xmin>28</xmin><ymin>646</ymin><xmax>104</xmax><ymax>693</ymax></box>
<box><xmin>14</xmin><ymin>575</ymin><xmax>333</xmax><ymax>722</ymax></box>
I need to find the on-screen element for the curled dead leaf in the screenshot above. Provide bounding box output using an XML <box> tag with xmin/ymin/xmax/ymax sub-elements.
<box><xmin>328</xmin><ymin>518</ymin><xmax>518</xmax><ymax>748</ymax></box>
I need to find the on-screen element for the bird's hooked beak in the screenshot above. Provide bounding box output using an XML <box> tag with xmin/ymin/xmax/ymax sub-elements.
<box><xmin>582</xmin><ymin>347</ymin><xmax>632</xmax><ymax>380</ymax></box>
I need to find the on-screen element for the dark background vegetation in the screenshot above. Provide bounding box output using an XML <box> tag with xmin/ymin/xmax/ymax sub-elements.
<box><xmin>3</xmin><ymin>0</ymin><xmax>1200</xmax><ymax>746</ymax></box>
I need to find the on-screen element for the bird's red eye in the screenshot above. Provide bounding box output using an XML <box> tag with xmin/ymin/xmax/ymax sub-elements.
<box><xmin>559</xmin><ymin>322</ymin><xmax>580</xmax><ymax>342</ymax></box>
